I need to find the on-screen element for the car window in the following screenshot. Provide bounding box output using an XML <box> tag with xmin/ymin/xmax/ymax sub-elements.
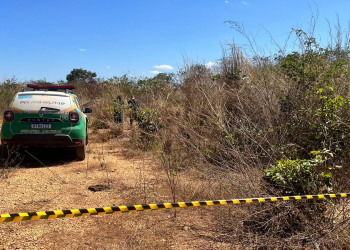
<box><xmin>12</xmin><ymin>93</ymin><xmax>71</xmax><ymax>111</ymax></box>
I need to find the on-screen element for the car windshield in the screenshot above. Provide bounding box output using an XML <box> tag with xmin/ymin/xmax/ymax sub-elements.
<box><xmin>12</xmin><ymin>94</ymin><xmax>71</xmax><ymax>111</ymax></box>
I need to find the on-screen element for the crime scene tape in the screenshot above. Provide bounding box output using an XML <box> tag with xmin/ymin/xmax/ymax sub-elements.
<box><xmin>1</xmin><ymin>193</ymin><xmax>349</xmax><ymax>223</ymax></box>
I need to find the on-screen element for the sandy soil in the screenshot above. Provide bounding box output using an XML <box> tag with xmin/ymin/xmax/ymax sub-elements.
<box><xmin>0</xmin><ymin>128</ymin><xmax>235</xmax><ymax>249</ymax></box>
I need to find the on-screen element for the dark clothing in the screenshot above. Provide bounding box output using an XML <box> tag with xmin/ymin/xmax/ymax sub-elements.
<box><xmin>114</xmin><ymin>111</ymin><xmax>123</xmax><ymax>123</ymax></box>
<box><xmin>127</xmin><ymin>98</ymin><xmax>139</xmax><ymax>125</ymax></box>
<box><xmin>128</xmin><ymin>99</ymin><xmax>139</xmax><ymax>111</ymax></box>
<box><xmin>113</xmin><ymin>96</ymin><xmax>124</xmax><ymax>124</ymax></box>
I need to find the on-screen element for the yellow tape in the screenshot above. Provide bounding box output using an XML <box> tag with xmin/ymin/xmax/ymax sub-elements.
<box><xmin>0</xmin><ymin>193</ymin><xmax>348</xmax><ymax>223</ymax></box>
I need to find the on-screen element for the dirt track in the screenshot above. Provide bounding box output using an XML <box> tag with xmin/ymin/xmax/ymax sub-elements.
<box><xmin>0</xmin><ymin>129</ymin><xmax>234</xmax><ymax>249</ymax></box>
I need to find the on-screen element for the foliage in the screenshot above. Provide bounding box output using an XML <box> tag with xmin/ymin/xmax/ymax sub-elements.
<box><xmin>281</xmin><ymin>86</ymin><xmax>350</xmax><ymax>158</ymax></box>
<box><xmin>109</xmin><ymin>74</ymin><xmax>137</xmax><ymax>89</ymax></box>
<box><xmin>277</xmin><ymin>29</ymin><xmax>350</xmax><ymax>91</ymax></box>
<box><xmin>66</xmin><ymin>68</ymin><xmax>97</xmax><ymax>83</ymax></box>
<box><xmin>27</xmin><ymin>79</ymin><xmax>54</xmax><ymax>86</ymax></box>
<box><xmin>137</xmin><ymin>73</ymin><xmax>173</xmax><ymax>95</ymax></box>
<box><xmin>0</xmin><ymin>78</ymin><xmax>24</xmax><ymax>111</ymax></box>
<box><xmin>137</xmin><ymin>108</ymin><xmax>162</xmax><ymax>133</ymax></box>
<box><xmin>276</xmin><ymin>29</ymin><xmax>350</xmax><ymax>160</ymax></box>
<box><xmin>313</xmin><ymin>87</ymin><xmax>350</xmax><ymax>152</ymax></box>
<box><xmin>264</xmin><ymin>150</ymin><xmax>339</xmax><ymax>195</ymax></box>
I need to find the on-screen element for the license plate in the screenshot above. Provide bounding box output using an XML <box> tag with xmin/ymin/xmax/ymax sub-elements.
<box><xmin>31</xmin><ymin>123</ymin><xmax>51</xmax><ymax>129</ymax></box>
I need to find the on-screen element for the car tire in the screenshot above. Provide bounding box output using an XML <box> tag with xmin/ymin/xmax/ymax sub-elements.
<box><xmin>76</xmin><ymin>141</ymin><xmax>86</xmax><ymax>161</ymax></box>
<box><xmin>1</xmin><ymin>145</ymin><xmax>8</xmax><ymax>159</ymax></box>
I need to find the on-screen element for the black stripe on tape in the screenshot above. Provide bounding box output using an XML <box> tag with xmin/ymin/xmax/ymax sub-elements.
<box><xmin>128</xmin><ymin>206</ymin><xmax>137</xmax><ymax>211</ymax></box>
<box><xmin>157</xmin><ymin>204</ymin><xmax>166</xmax><ymax>209</ymax></box>
<box><xmin>62</xmin><ymin>210</ymin><xmax>73</xmax><ymax>214</ymax></box>
<box><xmin>112</xmin><ymin>207</ymin><xmax>121</xmax><ymax>212</ymax></box>
<box><xmin>80</xmin><ymin>209</ymin><xmax>89</xmax><ymax>214</ymax></box>
<box><xmin>142</xmin><ymin>204</ymin><xmax>151</xmax><ymax>210</ymax></box>
<box><xmin>95</xmin><ymin>208</ymin><xmax>106</xmax><ymax>213</ymax></box>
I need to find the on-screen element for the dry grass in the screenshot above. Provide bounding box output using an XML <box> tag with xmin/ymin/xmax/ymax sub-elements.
<box><xmin>0</xmin><ymin>122</ymin><xmax>350</xmax><ymax>248</ymax></box>
<box><xmin>0</xmin><ymin>128</ymin><xmax>245</xmax><ymax>249</ymax></box>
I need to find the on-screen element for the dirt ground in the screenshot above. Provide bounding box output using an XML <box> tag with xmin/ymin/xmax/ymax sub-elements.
<box><xmin>0</xmin><ymin>128</ymin><xmax>237</xmax><ymax>249</ymax></box>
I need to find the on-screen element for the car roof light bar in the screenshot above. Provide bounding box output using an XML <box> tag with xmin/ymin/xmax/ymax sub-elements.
<box><xmin>25</xmin><ymin>84</ymin><xmax>76</xmax><ymax>93</ymax></box>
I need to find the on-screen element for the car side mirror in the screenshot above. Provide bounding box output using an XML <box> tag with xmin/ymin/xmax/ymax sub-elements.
<box><xmin>83</xmin><ymin>108</ymin><xmax>92</xmax><ymax>114</ymax></box>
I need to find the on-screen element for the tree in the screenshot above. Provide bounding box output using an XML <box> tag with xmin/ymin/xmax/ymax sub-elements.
<box><xmin>137</xmin><ymin>73</ymin><xmax>173</xmax><ymax>93</ymax></box>
<box><xmin>153</xmin><ymin>72</ymin><xmax>174</xmax><ymax>82</ymax></box>
<box><xmin>66</xmin><ymin>68</ymin><xmax>97</xmax><ymax>83</ymax></box>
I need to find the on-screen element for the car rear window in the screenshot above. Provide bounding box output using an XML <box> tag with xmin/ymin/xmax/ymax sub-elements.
<box><xmin>13</xmin><ymin>94</ymin><xmax>71</xmax><ymax>111</ymax></box>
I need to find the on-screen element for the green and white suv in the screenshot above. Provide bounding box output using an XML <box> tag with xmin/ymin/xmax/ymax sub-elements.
<box><xmin>1</xmin><ymin>84</ymin><xmax>92</xmax><ymax>160</ymax></box>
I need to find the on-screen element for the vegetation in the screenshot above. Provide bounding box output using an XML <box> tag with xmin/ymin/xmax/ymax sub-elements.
<box><xmin>1</xmin><ymin>21</ymin><xmax>350</xmax><ymax>248</ymax></box>
<box><xmin>66</xmin><ymin>68</ymin><xmax>97</xmax><ymax>83</ymax></box>
<box><xmin>264</xmin><ymin>149</ymin><xmax>336</xmax><ymax>195</ymax></box>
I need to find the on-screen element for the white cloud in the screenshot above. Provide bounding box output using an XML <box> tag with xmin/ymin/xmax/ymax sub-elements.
<box><xmin>79</xmin><ymin>48</ymin><xmax>87</xmax><ymax>52</ymax></box>
<box><xmin>205</xmin><ymin>61</ymin><xmax>217</xmax><ymax>68</ymax></box>
<box><xmin>153</xmin><ymin>64</ymin><xmax>174</xmax><ymax>70</ymax></box>
<box><xmin>150</xmin><ymin>70</ymin><xmax>161</xmax><ymax>74</ymax></box>
<box><xmin>106</xmin><ymin>65</ymin><xmax>111</xmax><ymax>69</ymax></box>
<box><xmin>225</xmin><ymin>0</ymin><xmax>229</xmax><ymax>3</ymax></box>
<box><xmin>242</xmin><ymin>1</ymin><xmax>250</xmax><ymax>5</ymax></box>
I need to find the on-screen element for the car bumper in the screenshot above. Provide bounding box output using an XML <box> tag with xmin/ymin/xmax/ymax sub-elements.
<box><xmin>4</xmin><ymin>134</ymin><xmax>79</xmax><ymax>147</ymax></box>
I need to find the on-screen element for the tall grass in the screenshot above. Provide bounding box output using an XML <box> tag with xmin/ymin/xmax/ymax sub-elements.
<box><xmin>0</xmin><ymin>78</ymin><xmax>24</xmax><ymax>111</ymax></box>
<box><xmin>142</xmin><ymin>23</ymin><xmax>350</xmax><ymax>247</ymax></box>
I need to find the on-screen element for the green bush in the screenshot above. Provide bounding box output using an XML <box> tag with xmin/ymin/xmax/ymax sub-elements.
<box><xmin>281</xmin><ymin>86</ymin><xmax>350</xmax><ymax>158</ymax></box>
<box><xmin>264</xmin><ymin>149</ymin><xmax>340</xmax><ymax>195</ymax></box>
<box><xmin>137</xmin><ymin>108</ymin><xmax>162</xmax><ymax>133</ymax></box>
<box><xmin>314</xmin><ymin>87</ymin><xmax>350</xmax><ymax>154</ymax></box>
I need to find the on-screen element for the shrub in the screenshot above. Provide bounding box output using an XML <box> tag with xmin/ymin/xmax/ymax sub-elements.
<box><xmin>264</xmin><ymin>149</ymin><xmax>339</xmax><ymax>195</ymax></box>
<box><xmin>137</xmin><ymin>108</ymin><xmax>162</xmax><ymax>134</ymax></box>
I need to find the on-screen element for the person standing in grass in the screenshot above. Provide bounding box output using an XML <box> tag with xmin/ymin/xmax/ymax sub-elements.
<box><xmin>114</xmin><ymin>95</ymin><xmax>124</xmax><ymax>124</ymax></box>
<box><xmin>128</xmin><ymin>95</ymin><xmax>139</xmax><ymax>127</ymax></box>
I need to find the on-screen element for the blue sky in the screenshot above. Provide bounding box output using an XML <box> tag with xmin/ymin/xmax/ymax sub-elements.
<box><xmin>0</xmin><ymin>0</ymin><xmax>349</xmax><ymax>82</ymax></box>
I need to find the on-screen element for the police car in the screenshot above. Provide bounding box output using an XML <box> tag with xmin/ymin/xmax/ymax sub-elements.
<box><xmin>1</xmin><ymin>84</ymin><xmax>92</xmax><ymax>160</ymax></box>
